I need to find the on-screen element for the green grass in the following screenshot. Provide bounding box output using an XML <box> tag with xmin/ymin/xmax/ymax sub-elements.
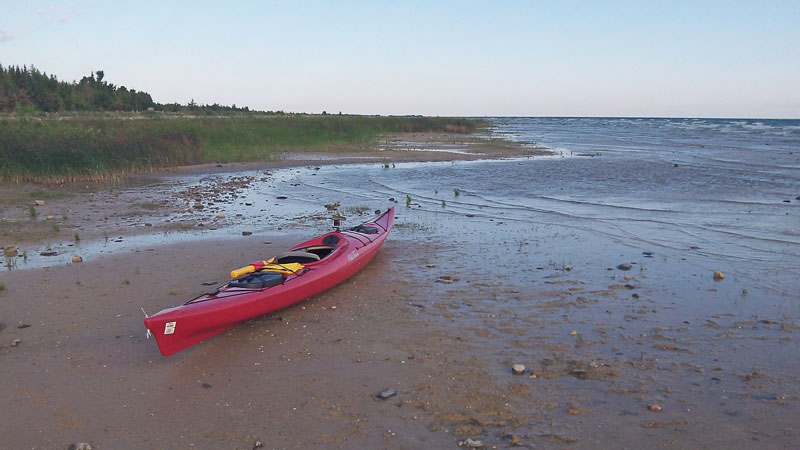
<box><xmin>0</xmin><ymin>113</ymin><xmax>481</xmax><ymax>183</ymax></box>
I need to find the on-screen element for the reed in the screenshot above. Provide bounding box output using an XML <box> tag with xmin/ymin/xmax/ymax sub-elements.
<box><xmin>0</xmin><ymin>114</ymin><xmax>481</xmax><ymax>183</ymax></box>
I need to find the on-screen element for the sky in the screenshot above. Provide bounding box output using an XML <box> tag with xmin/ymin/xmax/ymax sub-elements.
<box><xmin>1</xmin><ymin>0</ymin><xmax>799</xmax><ymax>118</ymax></box>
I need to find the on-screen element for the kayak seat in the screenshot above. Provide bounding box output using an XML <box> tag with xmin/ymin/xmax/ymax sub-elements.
<box><xmin>304</xmin><ymin>245</ymin><xmax>337</xmax><ymax>259</ymax></box>
<box><xmin>275</xmin><ymin>251</ymin><xmax>321</xmax><ymax>264</ymax></box>
<box><xmin>229</xmin><ymin>271</ymin><xmax>284</xmax><ymax>289</ymax></box>
<box><xmin>322</xmin><ymin>234</ymin><xmax>340</xmax><ymax>245</ymax></box>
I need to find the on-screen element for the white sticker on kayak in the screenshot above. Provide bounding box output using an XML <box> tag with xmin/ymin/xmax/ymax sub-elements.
<box><xmin>348</xmin><ymin>250</ymin><xmax>359</xmax><ymax>261</ymax></box>
<box><xmin>164</xmin><ymin>321</ymin><xmax>176</xmax><ymax>335</ymax></box>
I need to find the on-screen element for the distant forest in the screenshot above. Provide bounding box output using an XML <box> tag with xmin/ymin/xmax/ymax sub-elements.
<box><xmin>0</xmin><ymin>64</ymin><xmax>252</xmax><ymax>114</ymax></box>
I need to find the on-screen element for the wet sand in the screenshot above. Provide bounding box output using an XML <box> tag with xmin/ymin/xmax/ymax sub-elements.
<box><xmin>1</xmin><ymin>132</ymin><xmax>798</xmax><ymax>449</ymax></box>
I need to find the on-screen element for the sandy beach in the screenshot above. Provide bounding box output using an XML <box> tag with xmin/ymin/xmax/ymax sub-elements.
<box><xmin>2</xmin><ymin>130</ymin><xmax>798</xmax><ymax>449</ymax></box>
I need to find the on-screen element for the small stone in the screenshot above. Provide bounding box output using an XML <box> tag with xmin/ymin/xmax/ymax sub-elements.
<box><xmin>201</xmin><ymin>281</ymin><xmax>217</xmax><ymax>286</ymax></box>
<box><xmin>34</xmin><ymin>200</ymin><xmax>45</xmax><ymax>206</ymax></box>
<box><xmin>40</xmin><ymin>251</ymin><xmax>58</xmax><ymax>257</ymax></box>
<box><xmin>570</xmin><ymin>330</ymin><xmax>578</xmax><ymax>336</ymax></box>
<box><xmin>71</xmin><ymin>255</ymin><xmax>83</xmax><ymax>263</ymax></box>
<box><xmin>45</xmin><ymin>215</ymin><xmax>54</xmax><ymax>220</ymax></box>
<box><xmin>69</xmin><ymin>443</ymin><xmax>92</xmax><ymax>450</ymax></box>
<box><xmin>713</xmin><ymin>270</ymin><xmax>724</xmax><ymax>281</ymax></box>
<box><xmin>511</xmin><ymin>364</ymin><xmax>526</xmax><ymax>375</ymax></box>
<box><xmin>276</xmin><ymin>195</ymin><xmax>288</xmax><ymax>200</ymax></box>
<box><xmin>464</xmin><ymin>438</ymin><xmax>484</xmax><ymax>448</ymax></box>
<box><xmin>632</xmin><ymin>293</ymin><xmax>640</xmax><ymax>298</ymax></box>
<box><xmin>254</xmin><ymin>440</ymin><xmax>264</xmax><ymax>449</ymax></box>
<box><xmin>648</xmin><ymin>404</ymin><xmax>662</xmax><ymax>412</ymax></box>
<box><xmin>376</xmin><ymin>388</ymin><xmax>397</xmax><ymax>400</ymax></box>
<box><xmin>617</xmin><ymin>263</ymin><xmax>632</xmax><ymax>271</ymax></box>
<box><xmin>216</xmin><ymin>214</ymin><xmax>225</xmax><ymax>219</ymax></box>
<box><xmin>11</xmin><ymin>339</ymin><xmax>21</xmax><ymax>347</ymax></box>
<box><xmin>242</xmin><ymin>231</ymin><xmax>253</xmax><ymax>236</ymax></box>
<box><xmin>144</xmin><ymin>223</ymin><xmax>153</xmax><ymax>227</ymax></box>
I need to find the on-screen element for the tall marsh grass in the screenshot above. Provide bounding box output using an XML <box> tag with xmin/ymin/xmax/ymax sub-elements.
<box><xmin>0</xmin><ymin>114</ymin><xmax>479</xmax><ymax>183</ymax></box>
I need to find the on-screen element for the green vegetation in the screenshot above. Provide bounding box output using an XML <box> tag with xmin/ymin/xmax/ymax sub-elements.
<box><xmin>1</xmin><ymin>66</ymin><xmax>155</xmax><ymax>113</ymax></box>
<box><xmin>0</xmin><ymin>65</ymin><xmax>248</xmax><ymax>114</ymax></box>
<box><xmin>0</xmin><ymin>114</ymin><xmax>479</xmax><ymax>183</ymax></box>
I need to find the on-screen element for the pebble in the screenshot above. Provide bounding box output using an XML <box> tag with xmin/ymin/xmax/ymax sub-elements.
<box><xmin>617</xmin><ymin>263</ymin><xmax>632</xmax><ymax>271</ymax></box>
<box><xmin>69</xmin><ymin>443</ymin><xmax>92</xmax><ymax>450</ymax></box>
<box><xmin>713</xmin><ymin>270</ymin><xmax>724</xmax><ymax>281</ymax></box>
<box><xmin>216</xmin><ymin>214</ymin><xmax>225</xmax><ymax>219</ymax></box>
<box><xmin>570</xmin><ymin>330</ymin><xmax>578</xmax><ymax>336</ymax></box>
<box><xmin>463</xmin><ymin>438</ymin><xmax>484</xmax><ymax>448</ymax></box>
<box><xmin>71</xmin><ymin>255</ymin><xmax>83</xmax><ymax>263</ymax></box>
<box><xmin>276</xmin><ymin>195</ymin><xmax>288</xmax><ymax>200</ymax></box>
<box><xmin>40</xmin><ymin>251</ymin><xmax>58</xmax><ymax>257</ymax></box>
<box><xmin>34</xmin><ymin>200</ymin><xmax>45</xmax><ymax>206</ymax></box>
<box><xmin>242</xmin><ymin>231</ymin><xmax>253</xmax><ymax>236</ymax></box>
<box><xmin>376</xmin><ymin>388</ymin><xmax>397</xmax><ymax>400</ymax></box>
<box><xmin>511</xmin><ymin>364</ymin><xmax>526</xmax><ymax>375</ymax></box>
<box><xmin>201</xmin><ymin>281</ymin><xmax>218</xmax><ymax>286</ymax></box>
<box><xmin>649</xmin><ymin>404</ymin><xmax>663</xmax><ymax>412</ymax></box>
<box><xmin>254</xmin><ymin>440</ymin><xmax>264</xmax><ymax>449</ymax></box>
<box><xmin>11</xmin><ymin>339</ymin><xmax>21</xmax><ymax>347</ymax></box>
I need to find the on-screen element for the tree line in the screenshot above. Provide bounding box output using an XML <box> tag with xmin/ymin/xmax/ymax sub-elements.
<box><xmin>0</xmin><ymin>64</ymin><xmax>252</xmax><ymax>114</ymax></box>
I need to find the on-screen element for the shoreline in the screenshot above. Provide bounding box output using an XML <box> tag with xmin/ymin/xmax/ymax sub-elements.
<box><xmin>1</xmin><ymin>131</ymin><xmax>546</xmax><ymax>262</ymax></box>
<box><xmin>2</xmin><ymin>129</ymin><xmax>798</xmax><ymax>449</ymax></box>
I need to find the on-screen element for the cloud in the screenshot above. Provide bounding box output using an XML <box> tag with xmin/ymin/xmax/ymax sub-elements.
<box><xmin>37</xmin><ymin>5</ymin><xmax>72</xmax><ymax>24</ymax></box>
<box><xmin>0</xmin><ymin>29</ymin><xmax>15</xmax><ymax>43</ymax></box>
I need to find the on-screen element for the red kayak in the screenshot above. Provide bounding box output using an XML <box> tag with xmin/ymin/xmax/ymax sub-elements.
<box><xmin>144</xmin><ymin>207</ymin><xmax>395</xmax><ymax>356</ymax></box>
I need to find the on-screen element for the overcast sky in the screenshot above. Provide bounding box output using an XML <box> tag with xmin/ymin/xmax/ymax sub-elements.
<box><xmin>2</xmin><ymin>0</ymin><xmax>799</xmax><ymax>118</ymax></box>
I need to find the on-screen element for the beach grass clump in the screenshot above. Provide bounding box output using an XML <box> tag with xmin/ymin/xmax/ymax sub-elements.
<box><xmin>0</xmin><ymin>114</ymin><xmax>482</xmax><ymax>183</ymax></box>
